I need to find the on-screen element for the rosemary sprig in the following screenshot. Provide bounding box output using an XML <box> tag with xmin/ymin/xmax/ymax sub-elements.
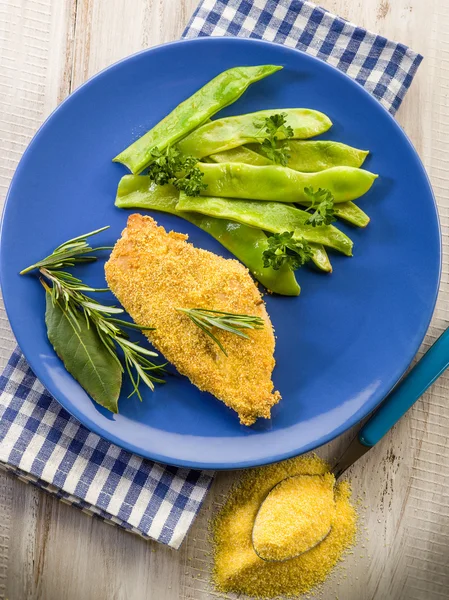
<box><xmin>21</xmin><ymin>228</ymin><xmax>165</xmax><ymax>401</ymax></box>
<box><xmin>19</xmin><ymin>226</ymin><xmax>112</xmax><ymax>275</ymax></box>
<box><xmin>177</xmin><ymin>307</ymin><xmax>264</xmax><ymax>356</ymax></box>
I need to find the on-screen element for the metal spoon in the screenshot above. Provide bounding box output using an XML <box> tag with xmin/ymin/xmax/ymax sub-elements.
<box><xmin>252</xmin><ymin>326</ymin><xmax>449</xmax><ymax>562</ymax></box>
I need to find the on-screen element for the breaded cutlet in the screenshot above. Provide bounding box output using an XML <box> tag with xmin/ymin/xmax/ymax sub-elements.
<box><xmin>105</xmin><ymin>214</ymin><xmax>281</xmax><ymax>425</ymax></box>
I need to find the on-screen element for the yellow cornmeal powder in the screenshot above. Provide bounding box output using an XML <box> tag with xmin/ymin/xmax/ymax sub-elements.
<box><xmin>253</xmin><ymin>472</ymin><xmax>336</xmax><ymax>561</ymax></box>
<box><xmin>212</xmin><ymin>454</ymin><xmax>357</xmax><ymax>598</ymax></box>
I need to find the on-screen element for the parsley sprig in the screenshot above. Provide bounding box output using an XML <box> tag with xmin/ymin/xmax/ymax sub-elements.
<box><xmin>262</xmin><ymin>232</ymin><xmax>313</xmax><ymax>272</ymax></box>
<box><xmin>147</xmin><ymin>147</ymin><xmax>207</xmax><ymax>196</ymax></box>
<box><xmin>254</xmin><ymin>113</ymin><xmax>294</xmax><ymax>166</ymax></box>
<box><xmin>177</xmin><ymin>308</ymin><xmax>264</xmax><ymax>356</ymax></box>
<box><xmin>303</xmin><ymin>187</ymin><xmax>336</xmax><ymax>227</ymax></box>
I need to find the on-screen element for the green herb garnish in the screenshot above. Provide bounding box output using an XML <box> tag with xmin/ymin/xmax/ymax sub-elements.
<box><xmin>304</xmin><ymin>187</ymin><xmax>336</xmax><ymax>227</ymax></box>
<box><xmin>147</xmin><ymin>146</ymin><xmax>207</xmax><ymax>196</ymax></box>
<box><xmin>177</xmin><ymin>308</ymin><xmax>264</xmax><ymax>356</ymax></box>
<box><xmin>263</xmin><ymin>231</ymin><xmax>313</xmax><ymax>271</ymax></box>
<box><xmin>254</xmin><ymin>113</ymin><xmax>294</xmax><ymax>166</ymax></box>
<box><xmin>19</xmin><ymin>226</ymin><xmax>112</xmax><ymax>274</ymax></box>
<box><xmin>21</xmin><ymin>228</ymin><xmax>165</xmax><ymax>411</ymax></box>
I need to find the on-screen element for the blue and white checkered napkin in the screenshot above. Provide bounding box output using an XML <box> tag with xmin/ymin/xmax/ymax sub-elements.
<box><xmin>0</xmin><ymin>0</ymin><xmax>422</xmax><ymax>548</ymax></box>
<box><xmin>184</xmin><ymin>0</ymin><xmax>423</xmax><ymax>115</ymax></box>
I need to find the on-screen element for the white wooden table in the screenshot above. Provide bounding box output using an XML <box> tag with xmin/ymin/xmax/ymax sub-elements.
<box><xmin>1</xmin><ymin>1</ymin><xmax>449</xmax><ymax>599</ymax></box>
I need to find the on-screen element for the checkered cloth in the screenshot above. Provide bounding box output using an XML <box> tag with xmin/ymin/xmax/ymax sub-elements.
<box><xmin>0</xmin><ymin>0</ymin><xmax>422</xmax><ymax>549</ymax></box>
<box><xmin>0</xmin><ymin>350</ymin><xmax>213</xmax><ymax>548</ymax></box>
<box><xmin>184</xmin><ymin>0</ymin><xmax>423</xmax><ymax>115</ymax></box>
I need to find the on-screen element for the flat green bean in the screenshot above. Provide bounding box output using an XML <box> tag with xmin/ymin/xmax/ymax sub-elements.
<box><xmin>114</xmin><ymin>175</ymin><xmax>300</xmax><ymax>296</ymax></box>
<box><xmin>208</xmin><ymin>145</ymin><xmax>370</xmax><ymax>227</ymax></box>
<box><xmin>194</xmin><ymin>151</ymin><xmax>334</xmax><ymax>269</ymax></box>
<box><xmin>177</xmin><ymin>109</ymin><xmax>332</xmax><ymax>158</ymax></box>
<box><xmin>309</xmin><ymin>243</ymin><xmax>332</xmax><ymax>273</ymax></box>
<box><xmin>177</xmin><ymin>193</ymin><xmax>353</xmax><ymax>257</ymax></box>
<box><xmin>187</xmin><ymin>214</ymin><xmax>301</xmax><ymax>295</ymax></box>
<box><xmin>113</xmin><ymin>65</ymin><xmax>282</xmax><ymax>174</ymax></box>
<box><xmin>198</xmin><ymin>163</ymin><xmax>377</xmax><ymax>204</ymax></box>
<box><xmin>209</xmin><ymin>146</ymin><xmax>272</xmax><ymax>166</ymax></box>
<box><xmin>115</xmin><ymin>176</ymin><xmax>179</xmax><ymax>212</ymax></box>
<box><xmin>249</xmin><ymin>140</ymin><xmax>368</xmax><ymax>172</ymax></box>
<box><xmin>333</xmin><ymin>201</ymin><xmax>370</xmax><ymax>228</ymax></box>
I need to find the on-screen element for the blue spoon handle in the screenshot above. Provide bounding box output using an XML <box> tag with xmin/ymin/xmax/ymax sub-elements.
<box><xmin>359</xmin><ymin>327</ymin><xmax>449</xmax><ymax>448</ymax></box>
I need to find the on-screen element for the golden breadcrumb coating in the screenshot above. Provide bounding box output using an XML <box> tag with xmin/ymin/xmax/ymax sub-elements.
<box><xmin>105</xmin><ymin>214</ymin><xmax>281</xmax><ymax>425</ymax></box>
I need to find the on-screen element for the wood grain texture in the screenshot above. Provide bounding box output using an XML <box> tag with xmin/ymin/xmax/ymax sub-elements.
<box><xmin>1</xmin><ymin>1</ymin><xmax>449</xmax><ymax>599</ymax></box>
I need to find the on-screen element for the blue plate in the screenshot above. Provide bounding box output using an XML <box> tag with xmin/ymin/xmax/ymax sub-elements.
<box><xmin>0</xmin><ymin>38</ymin><xmax>441</xmax><ymax>469</ymax></box>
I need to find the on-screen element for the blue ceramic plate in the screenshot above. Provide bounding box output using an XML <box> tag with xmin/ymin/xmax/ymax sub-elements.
<box><xmin>0</xmin><ymin>38</ymin><xmax>440</xmax><ymax>469</ymax></box>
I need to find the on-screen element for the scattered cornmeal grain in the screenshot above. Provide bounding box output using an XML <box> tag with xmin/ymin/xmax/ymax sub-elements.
<box><xmin>212</xmin><ymin>454</ymin><xmax>357</xmax><ymax>598</ymax></box>
<box><xmin>253</xmin><ymin>472</ymin><xmax>336</xmax><ymax>561</ymax></box>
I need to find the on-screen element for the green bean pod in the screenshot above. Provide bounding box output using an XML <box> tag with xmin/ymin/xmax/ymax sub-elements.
<box><xmin>249</xmin><ymin>140</ymin><xmax>369</xmax><ymax>172</ymax></box>
<box><xmin>333</xmin><ymin>201</ymin><xmax>370</xmax><ymax>227</ymax></box>
<box><xmin>114</xmin><ymin>175</ymin><xmax>300</xmax><ymax>296</ymax></box>
<box><xmin>192</xmin><ymin>152</ymin><xmax>332</xmax><ymax>269</ymax></box>
<box><xmin>309</xmin><ymin>243</ymin><xmax>332</xmax><ymax>273</ymax></box>
<box><xmin>113</xmin><ymin>65</ymin><xmax>282</xmax><ymax>174</ymax></box>
<box><xmin>177</xmin><ymin>193</ymin><xmax>353</xmax><ymax>257</ymax></box>
<box><xmin>208</xmin><ymin>145</ymin><xmax>371</xmax><ymax>227</ymax></box>
<box><xmin>209</xmin><ymin>145</ymin><xmax>272</xmax><ymax>166</ymax></box>
<box><xmin>177</xmin><ymin>108</ymin><xmax>332</xmax><ymax>158</ymax></box>
<box><xmin>115</xmin><ymin>175</ymin><xmax>330</xmax><ymax>273</ymax></box>
<box><xmin>187</xmin><ymin>214</ymin><xmax>301</xmax><ymax>295</ymax></box>
<box><xmin>198</xmin><ymin>163</ymin><xmax>377</xmax><ymax>204</ymax></box>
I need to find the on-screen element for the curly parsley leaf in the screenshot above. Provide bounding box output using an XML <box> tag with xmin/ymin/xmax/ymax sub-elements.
<box><xmin>304</xmin><ymin>187</ymin><xmax>336</xmax><ymax>227</ymax></box>
<box><xmin>147</xmin><ymin>147</ymin><xmax>207</xmax><ymax>196</ymax></box>
<box><xmin>254</xmin><ymin>113</ymin><xmax>294</xmax><ymax>166</ymax></box>
<box><xmin>263</xmin><ymin>231</ymin><xmax>313</xmax><ymax>271</ymax></box>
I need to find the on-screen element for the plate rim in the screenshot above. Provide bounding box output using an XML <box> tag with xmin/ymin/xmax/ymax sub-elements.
<box><xmin>0</xmin><ymin>36</ymin><xmax>442</xmax><ymax>470</ymax></box>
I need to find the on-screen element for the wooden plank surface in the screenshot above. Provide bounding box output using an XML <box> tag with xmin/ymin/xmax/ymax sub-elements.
<box><xmin>1</xmin><ymin>1</ymin><xmax>449</xmax><ymax>599</ymax></box>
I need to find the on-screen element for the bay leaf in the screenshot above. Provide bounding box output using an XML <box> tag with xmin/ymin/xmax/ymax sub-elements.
<box><xmin>45</xmin><ymin>291</ymin><xmax>122</xmax><ymax>412</ymax></box>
